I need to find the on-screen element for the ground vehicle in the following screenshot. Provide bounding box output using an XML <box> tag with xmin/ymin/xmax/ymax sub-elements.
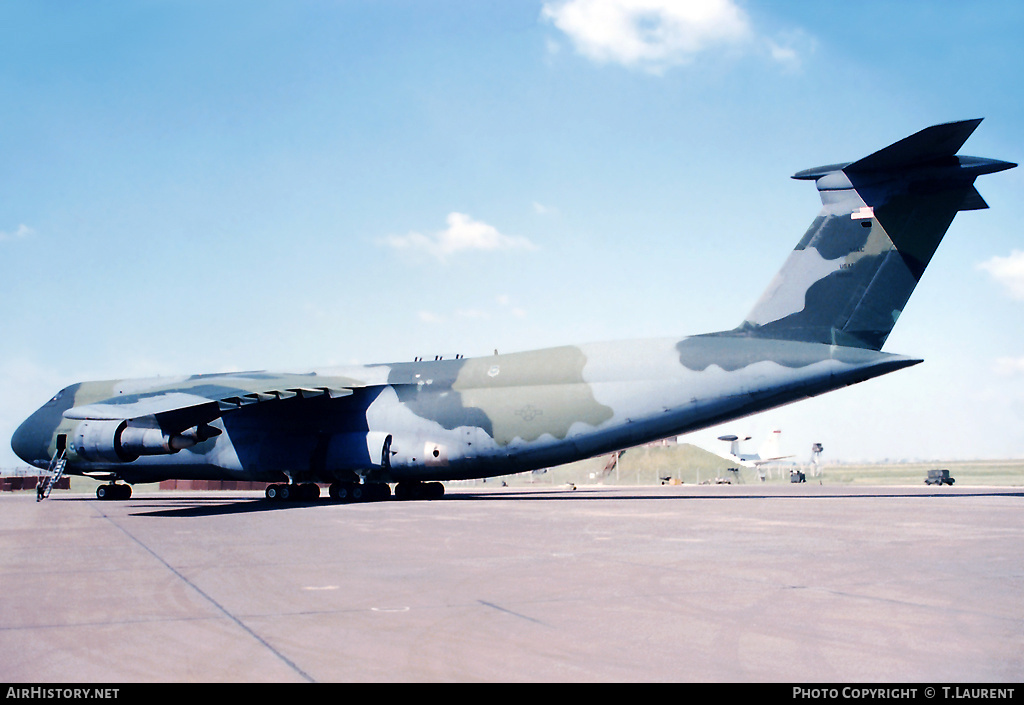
<box><xmin>925</xmin><ymin>469</ymin><xmax>955</xmax><ymax>486</ymax></box>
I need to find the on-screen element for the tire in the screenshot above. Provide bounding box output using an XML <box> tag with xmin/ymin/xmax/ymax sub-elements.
<box><xmin>370</xmin><ymin>483</ymin><xmax>391</xmax><ymax>500</ymax></box>
<box><xmin>394</xmin><ymin>482</ymin><xmax>415</xmax><ymax>500</ymax></box>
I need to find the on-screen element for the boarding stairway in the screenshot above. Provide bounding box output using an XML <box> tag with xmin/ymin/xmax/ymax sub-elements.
<box><xmin>36</xmin><ymin>448</ymin><xmax>67</xmax><ymax>502</ymax></box>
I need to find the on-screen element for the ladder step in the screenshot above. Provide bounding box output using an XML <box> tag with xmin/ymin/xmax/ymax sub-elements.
<box><xmin>37</xmin><ymin>450</ymin><xmax>67</xmax><ymax>502</ymax></box>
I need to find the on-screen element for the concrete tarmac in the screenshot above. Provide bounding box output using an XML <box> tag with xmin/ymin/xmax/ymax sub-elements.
<box><xmin>1</xmin><ymin>484</ymin><xmax>1021</xmax><ymax>683</ymax></box>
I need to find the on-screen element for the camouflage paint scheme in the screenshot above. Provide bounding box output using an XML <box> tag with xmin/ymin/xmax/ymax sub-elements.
<box><xmin>11</xmin><ymin>120</ymin><xmax>1015</xmax><ymax>498</ymax></box>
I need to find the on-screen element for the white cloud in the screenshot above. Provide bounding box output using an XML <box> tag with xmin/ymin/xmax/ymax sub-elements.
<box><xmin>541</xmin><ymin>0</ymin><xmax>753</xmax><ymax>73</ymax></box>
<box><xmin>0</xmin><ymin>224</ymin><xmax>35</xmax><ymax>242</ymax></box>
<box><xmin>541</xmin><ymin>0</ymin><xmax>812</xmax><ymax>73</ymax></box>
<box><xmin>994</xmin><ymin>356</ymin><xmax>1024</xmax><ymax>376</ymax></box>
<box><xmin>456</xmin><ymin>308</ymin><xmax>491</xmax><ymax>320</ymax></box>
<box><xmin>418</xmin><ymin>311</ymin><xmax>444</xmax><ymax>323</ymax></box>
<box><xmin>978</xmin><ymin>250</ymin><xmax>1024</xmax><ymax>300</ymax></box>
<box><xmin>497</xmin><ymin>294</ymin><xmax>527</xmax><ymax>319</ymax></box>
<box><xmin>766</xmin><ymin>40</ymin><xmax>797</xmax><ymax>65</ymax></box>
<box><xmin>382</xmin><ymin>212</ymin><xmax>537</xmax><ymax>261</ymax></box>
<box><xmin>417</xmin><ymin>295</ymin><xmax>528</xmax><ymax>329</ymax></box>
<box><xmin>766</xmin><ymin>38</ymin><xmax>799</xmax><ymax>71</ymax></box>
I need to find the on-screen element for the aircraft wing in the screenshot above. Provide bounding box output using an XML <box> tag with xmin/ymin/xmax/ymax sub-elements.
<box><xmin>62</xmin><ymin>372</ymin><xmax>361</xmax><ymax>435</ymax></box>
<box><xmin>706</xmin><ymin>447</ymin><xmax>758</xmax><ymax>468</ymax></box>
<box><xmin>751</xmin><ymin>453</ymin><xmax>794</xmax><ymax>466</ymax></box>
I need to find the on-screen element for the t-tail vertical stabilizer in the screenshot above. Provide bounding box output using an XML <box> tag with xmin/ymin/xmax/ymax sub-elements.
<box><xmin>732</xmin><ymin>119</ymin><xmax>1016</xmax><ymax>351</ymax></box>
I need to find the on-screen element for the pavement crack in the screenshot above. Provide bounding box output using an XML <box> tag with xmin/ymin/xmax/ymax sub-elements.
<box><xmin>92</xmin><ymin>503</ymin><xmax>316</xmax><ymax>683</ymax></box>
<box><xmin>477</xmin><ymin>600</ymin><xmax>547</xmax><ymax>626</ymax></box>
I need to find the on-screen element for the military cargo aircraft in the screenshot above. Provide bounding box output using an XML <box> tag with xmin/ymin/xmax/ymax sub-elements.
<box><xmin>12</xmin><ymin>120</ymin><xmax>1015</xmax><ymax>502</ymax></box>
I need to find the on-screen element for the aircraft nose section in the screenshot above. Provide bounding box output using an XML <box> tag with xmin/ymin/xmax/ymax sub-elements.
<box><xmin>11</xmin><ymin>415</ymin><xmax>47</xmax><ymax>466</ymax></box>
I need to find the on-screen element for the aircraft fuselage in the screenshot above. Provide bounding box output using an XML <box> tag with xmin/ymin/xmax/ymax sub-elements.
<box><xmin>12</xmin><ymin>335</ymin><xmax>918</xmax><ymax>487</ymax></box>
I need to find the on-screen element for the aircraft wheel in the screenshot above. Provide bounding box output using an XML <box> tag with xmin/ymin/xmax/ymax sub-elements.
<box><xmin>297</xmin><ymin>483</ymin><xmax>319</xmax><ymax>501</ymax></box>
<box><xmin>329</xmin><ymin>482</ymin><xmax>352</xmax><ymax>501</ymax></box>
<box><xmin>266</xmin><ymin>484</ymin><xmax>287</xmax><ymax>501</ymax></box>
<box><xmin>95</xmin><ymin>484</ymin><xmax>131</xmax><ymax>501</ymax></box>
<box><xmin>394</xmin><ymin>482</ymin><xmax>443</xmax><ymax>500</ymax></box>
<box><xmin>361</xmin><ymin>483</ymin><xmax>383</xmax><ymax>501</ymax></box>
<box><xmin>368</xmin><ymin>483</ymin><xmax>391</xmax><ymax>501</ymax></box>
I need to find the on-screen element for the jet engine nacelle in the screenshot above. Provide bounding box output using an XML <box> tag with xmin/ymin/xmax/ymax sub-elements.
<box><xmin>71</xmin><ymin>420</ymin><xmax>218</xmax><ymax>463</ymax></box>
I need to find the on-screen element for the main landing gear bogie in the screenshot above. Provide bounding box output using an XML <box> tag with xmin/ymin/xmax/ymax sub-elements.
<box><xmin>327</xmin><ymin>481</ymin><xmax>391</xmax><ymax>502</ymax></box>
<box><xmin>265</xmin><ymin>483</ymin><xmax>321</xmax><ymax>502</ymax></box>
<box><xmin>263</xmin><ymin>481</ymin><xmax>392</xmax><ymax>503</ymax></box>
<box><xmin>393</xmin><ymin>481</ymin><xmax>445</xmax><ymax>500</ymax></box>
<box><xmin>96</xmin><ymin>483</ymin><xmax>132</xmax><ymax>501</ymax></box>
<box><xmin>263</xmin><ymin>481</ymin><xmax>446</xmax><ymax>503</ymax></box>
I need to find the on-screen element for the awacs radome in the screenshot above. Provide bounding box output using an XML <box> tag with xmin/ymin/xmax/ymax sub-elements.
<box><xmin>13</xmin><ymin>120</ymin><xmax>1015</xmax><ymax>502</ymax></box>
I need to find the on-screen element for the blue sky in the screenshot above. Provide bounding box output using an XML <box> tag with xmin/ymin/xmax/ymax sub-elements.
<box><xmin>1</xmin><ymin>0</ymin><xmax>1023</xmax><ymax>467</ymax></box>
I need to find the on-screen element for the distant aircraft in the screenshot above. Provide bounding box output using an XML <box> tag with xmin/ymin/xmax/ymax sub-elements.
<box><xmin>714</xmin><ymin>430</ymin><xmax>792</xmax><ymax>480</ymax></box>
<box><xmin>715</xmin><ymin>430</ymin><xmax>791</xmax><ymax>467</ymax></box>
<box><xmin>12</xmin><ymin>120</ymin><xmax>1016</xmax><ymax>501</ymax></box>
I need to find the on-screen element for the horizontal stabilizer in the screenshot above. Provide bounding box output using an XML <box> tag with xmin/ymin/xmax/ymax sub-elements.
<box><xmin>846</xmin><ymin>119</ymin><xmax>982</xmax><ymax>172</ymax></box>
